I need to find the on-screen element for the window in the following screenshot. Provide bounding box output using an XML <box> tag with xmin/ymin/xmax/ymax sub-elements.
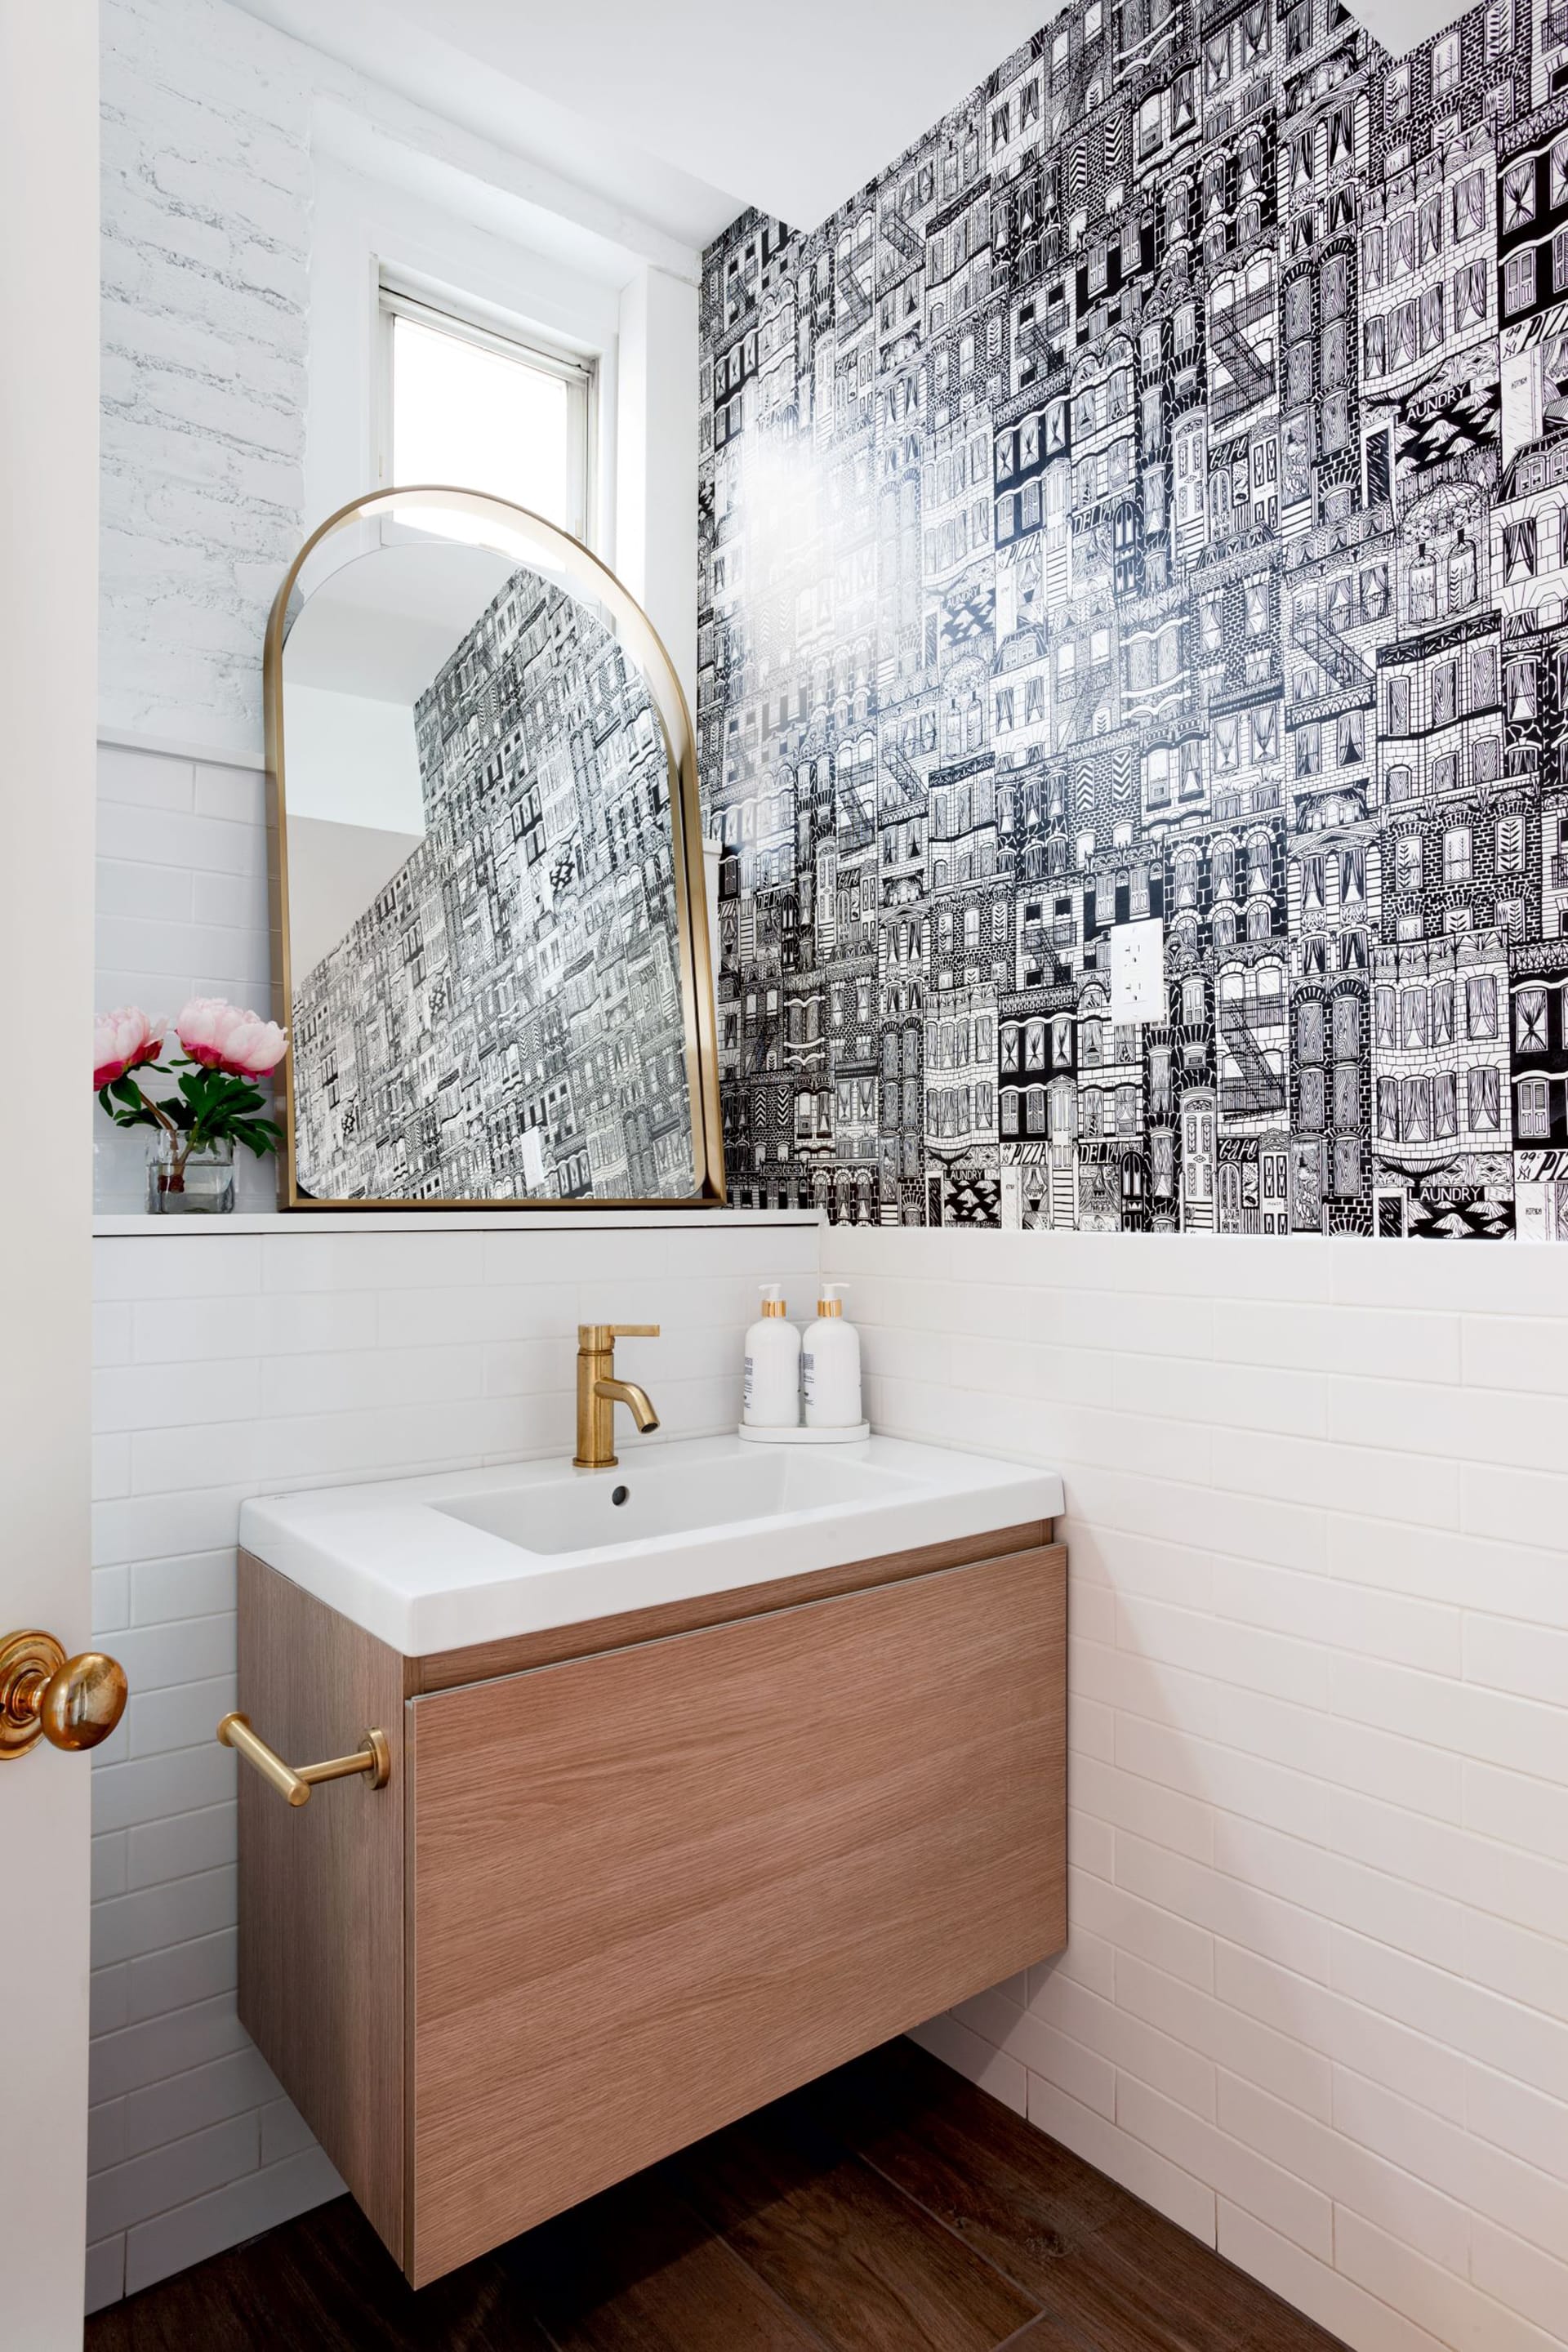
<box><xmin>382</xmin><ymin>283</ymin><xmax>593</xmax><ymax>539</ymax></box>
<box><xmin>1502</xmin><ymin>159</ymin><xmax>1536</xmax><ymax>232</ymax></box>
<box><xmin>1503</xmin><ymin>519</ymin><xmax>1538</xmax><ymax>584</ymax></box>
<box><xmin>1402</xmin><ymin>1076</ymin><xmax>1432</xmax><ymax>1142</ymax></box>
<box><xmin>1454</xmin><ymin>171</ymin><xmax>1487</xmax><ymax>239</ymax></box>
<box><xmin>1467</xmin><ymin>972</ymin><xmax>1499</xmax><ymax>1037</ymax></box>
<box><xmin>1375</xmin><ymin>984</ymin><xmax>1397</xmax><ymax>1048</ymax></box>
<box><xmin>1468</xmin><ymin>1066</ymin><xmax>1500</xmax><ymax>1130</ymax></box>
<box><xmin>1402</xmin><ymin>988</ymin><xmax>1429</xmax><ymax>1049</ymax></box>
<box><xmin>1334</xmin><ymin>996</ymin><xmax>1362</xmax><ymax>1061</ymax></box>
<box><xmin>1431</xmin><ymin>29</ymin><xmax>1461</xmax><ymax>97</ymax></box>
<box><xmin>1444</xmin><ymin>826</ymin><xmax>1473</xmax><ymax>884</ymax></box>
<box><xmin>1512</xmin><ymin>987</ymin><xmax>1550</xmax><ymax>1061</ymax></box>
<box><xmin>1299</xmin><ymin>998</ymin><xmax>1325</xmax><ymax>1062</ymax></box>
<box><xmin>1454</xmin><ymin>261</ymin><xmax>1487</xmax><ymax>328</ymax></box>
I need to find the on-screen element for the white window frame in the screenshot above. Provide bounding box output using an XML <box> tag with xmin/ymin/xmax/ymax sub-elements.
<box><xmin>376</xmin><ymin>274</ymin><xmax>597</xmax><ymax>546</ymax></box>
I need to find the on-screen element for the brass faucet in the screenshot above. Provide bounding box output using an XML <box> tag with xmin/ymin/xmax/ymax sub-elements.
<box><xmin>574</xmin><ymin>1324</ymin><xmax>661</xmax><ymax>1468</ymax></box>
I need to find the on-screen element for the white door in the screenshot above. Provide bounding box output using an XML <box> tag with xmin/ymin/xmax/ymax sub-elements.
<box><xmin>1</xmin><ymin>6</ymin><xmax>109</xmax><ymax>2344</ymax></box>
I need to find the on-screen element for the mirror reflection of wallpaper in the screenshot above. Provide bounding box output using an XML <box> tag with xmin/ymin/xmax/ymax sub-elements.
<box><xmin>292</xmin><ymin>567</ymin><xmax>694</xmax><ymax>1200</ymax></box>
<box><xmin>698</xmin><ymin>4</ymin><xmax>1568</xmax><ymax>1241</ymax></box>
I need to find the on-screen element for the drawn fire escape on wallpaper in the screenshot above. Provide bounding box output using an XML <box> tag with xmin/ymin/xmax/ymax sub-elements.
<box><xmin>699</xmin><ymin>0</ymin><xmax>1568</xmax><ymax>1239</ymax></box>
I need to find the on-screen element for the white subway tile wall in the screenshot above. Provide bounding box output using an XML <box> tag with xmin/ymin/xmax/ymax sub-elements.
<box><xmin>87</xmin><ymin>1214</ymin><xmax>821</xmax><ymax>2306</ymax></box>
<box><xmin>96</xmin><ymin>743</ymin><xmax>275</xmax><ymax>1214</ymax></box>
<box><xmin>825</xmin><ymin>1224</ymin><xmax>1568</xmax><ymax>2352</ymax></box>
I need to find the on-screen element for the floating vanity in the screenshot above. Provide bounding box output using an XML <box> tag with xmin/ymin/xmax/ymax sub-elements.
<box><xmin>229</xmin><ymin>1432</ymin><xmax>1067</xmax><ymax>2286</ymax></box>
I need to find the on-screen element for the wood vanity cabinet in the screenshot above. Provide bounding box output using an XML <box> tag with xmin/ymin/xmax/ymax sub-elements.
<box><xmin>236</xmin><ymin>1520</ymin><xmax>1067</xmax><ymax>2287</ymax></box>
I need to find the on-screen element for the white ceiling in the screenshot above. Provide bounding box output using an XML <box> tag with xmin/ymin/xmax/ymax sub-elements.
<box><xmin>234</xmin><ymin>0</ymin><xmax>1473</xmax><ymax>250</ymax></box>
<box><xmin>234</xmin><ymin>0</ymin><xmax>1065</xmax><ymax>243</ymax></box>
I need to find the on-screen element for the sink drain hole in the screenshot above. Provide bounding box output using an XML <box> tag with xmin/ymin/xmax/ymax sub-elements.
<box><xmin>611</xmin><ymin>1485</ymin><xmax>629</xmax><ymax>1507</ymax></box>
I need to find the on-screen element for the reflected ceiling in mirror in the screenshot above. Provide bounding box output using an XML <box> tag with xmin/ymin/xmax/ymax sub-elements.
<box><xmin>265</xmin><ymin>490</ymin><xmax>722</xmax><ymax>1208</ymax></box>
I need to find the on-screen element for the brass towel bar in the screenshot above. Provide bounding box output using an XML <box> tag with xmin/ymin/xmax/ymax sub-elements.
<box><xmin>218</xmin><ymin>1710</ymin><xmax>390</xmax><ymax>1806</ymax></box>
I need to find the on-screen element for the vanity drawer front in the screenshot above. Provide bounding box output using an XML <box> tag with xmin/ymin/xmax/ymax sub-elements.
<box><xmin>404</xmin><ymin>1541</ymin><xmax>1067</xmax><ymax>2285</ymax></box>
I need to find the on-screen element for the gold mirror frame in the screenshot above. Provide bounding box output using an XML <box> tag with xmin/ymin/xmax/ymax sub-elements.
<box><xmin>263</xmin><ymin>487</ymin><xmax>725</xmax><ymax>1210</ymax></box>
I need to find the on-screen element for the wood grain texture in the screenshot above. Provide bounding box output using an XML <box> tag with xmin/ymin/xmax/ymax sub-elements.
<box><xmin>237</xmin><ymin>1551</ymin><xmax>407</xmax><ymax>2265</ymax></box>
<box><xmin>406</xmin><ymin>1544</ymin><xmax>1067</xmax><ymax>2284</ymax></box>
<box><xmin>670</xmin><ymin>2097</ymin><xmax>1039</xmax><ymax>2352</ymax></box>
<box><xmin>800</xmin><ymin>2034</ymin><xmax>1124</xmax><ymax>2289</ymax></box>
<box><xmin>87</xmin><ymin>2039</ymin><xmax>1350</xmax><ymax>2352</ymax></box>
<box><xmin>408</xmin><ymin>1519</ymin><xmax>1052</xmax><ymax>1692</ymax></box>
<box><xmin>499</xmin><ymin>2170</ymin><xmax>830</xmax><ymax>2352</ymax></box>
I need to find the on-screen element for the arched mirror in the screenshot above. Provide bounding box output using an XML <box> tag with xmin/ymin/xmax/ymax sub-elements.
<box><xmin>264</xmin><ymin>488</ymin><xmax>723</xmax><ymax>1206</ymax></box>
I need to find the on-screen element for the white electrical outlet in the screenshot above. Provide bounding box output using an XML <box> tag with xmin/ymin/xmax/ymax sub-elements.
<box><xmin>1111</xmin><ymin>916</ymin><xmax>1165</xmax><ymax>1024</ymax></box>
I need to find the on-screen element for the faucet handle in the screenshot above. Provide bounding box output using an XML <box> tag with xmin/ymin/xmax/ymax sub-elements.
<box><xmin>608</xmin><ymin>1324</ymin><xmax>660</xmax><ymax>1339</ymax></box>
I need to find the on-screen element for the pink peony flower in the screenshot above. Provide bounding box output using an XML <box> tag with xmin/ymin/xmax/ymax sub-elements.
<box><xmin>175</xmin><ymin>999</ymin><xmax>289</xmax><ymax>1079</ymax></box>
<box><xmin>94</xmin><ymin>1006</ymin><xmax>165</xmax><ymax>1090</ymax></box>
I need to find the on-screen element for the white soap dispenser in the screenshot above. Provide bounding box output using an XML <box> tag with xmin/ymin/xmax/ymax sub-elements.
<box><xmin>742</xmin><ymin>1285</ymin><xmax>801</xmax><ymax>1428</ymax></box>
<box><xmin>802</xmin><ymin>1285</ymin><xmax>862</xmax><ymax>1429</ymax></box>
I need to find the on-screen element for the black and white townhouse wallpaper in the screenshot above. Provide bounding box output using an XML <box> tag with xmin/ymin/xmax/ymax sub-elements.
<box><xmin>697</xmin><ymin>0</ymin><xmax>1568</xmax><ymax>1239</ymax></box>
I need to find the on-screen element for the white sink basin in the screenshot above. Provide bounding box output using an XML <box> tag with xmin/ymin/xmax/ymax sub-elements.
<box><xmin>436</xmin><ymin>1449</ymin><xmax>915</xmax><ymax>1554</ymax></box>
<box><xmin>239</xmin><ymin>1433</ymin><xmax>1063</xmax><ymax>1655</ymax></box>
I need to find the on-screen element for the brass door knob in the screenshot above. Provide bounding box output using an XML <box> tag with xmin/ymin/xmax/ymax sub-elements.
<box><xmin>0</xmin><ymin>1631</ymin><xmax>128</xmax><ymax>1762</ymax></box>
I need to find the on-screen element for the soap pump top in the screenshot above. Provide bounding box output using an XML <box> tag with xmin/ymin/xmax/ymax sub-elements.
<box><xmin>758</xmin><ymin>1284</ymin><xmax>789</xmax><ymax>1318</ymax></box>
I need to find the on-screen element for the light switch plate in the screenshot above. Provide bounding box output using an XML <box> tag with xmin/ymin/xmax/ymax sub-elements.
<box><xmin>1111</xmin><ymin>916</ymin><xmax>1165</xmax><ymax>1024</ymax></box>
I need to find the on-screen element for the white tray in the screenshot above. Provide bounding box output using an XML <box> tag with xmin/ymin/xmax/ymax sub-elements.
<box><xmin>736</xmin><ymin>1419</ymin><xmax>871</xmax><ymax>1446</ymax></box>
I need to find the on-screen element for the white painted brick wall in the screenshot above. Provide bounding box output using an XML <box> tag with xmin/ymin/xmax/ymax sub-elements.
<box><xmin>87</xmin><ymin>1210</ymin><xmax>821</xmax><ymax>2307</ymax></box>
<box><xmin>101</xmin><ymin>0</ymin><xmax>311</xmax><ymax>757</ymax></box>
<box><xmin>824</xmin><ymin>1224</ymin><xmax>1568</xmax><ymax>2352</ymax></box>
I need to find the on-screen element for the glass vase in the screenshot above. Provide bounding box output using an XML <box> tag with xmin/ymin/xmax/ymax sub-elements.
<box><xmin>147</xmin><ymin>1134</ymin><xmax>235</xmax><ymax>1215</ymax></box>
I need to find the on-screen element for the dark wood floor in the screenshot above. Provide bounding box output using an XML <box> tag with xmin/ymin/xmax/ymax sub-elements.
<box><xmin>88</xmin><ymin>2038</ymin><xmax>1346</xmax><ymax>2351</ymax></box>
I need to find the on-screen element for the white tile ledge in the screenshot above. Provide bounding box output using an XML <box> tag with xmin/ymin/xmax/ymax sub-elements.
<box><xmin>94</xmin><ymin>1209</ymin><xmax>822</xmax><ymax>1236</ymax></box>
